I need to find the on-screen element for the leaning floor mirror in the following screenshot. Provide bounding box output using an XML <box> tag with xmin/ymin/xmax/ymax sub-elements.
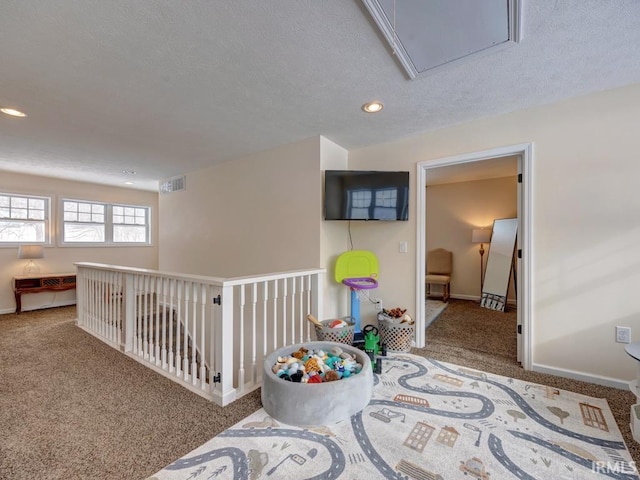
<box><xmin>480</xmin><ymin>218</ymin><xmax>518</xmax><ymax>312</ymax></box>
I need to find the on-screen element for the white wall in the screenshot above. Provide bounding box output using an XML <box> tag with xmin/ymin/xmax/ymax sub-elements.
<box><xmin>426</xmin><ymin>176</ymin><xmax>517</xmax><ymax>301</ymax></box>
<box><xmin>159</xmin><ymin>137</ymin><xmax>323</xmax><ymax>277</ymax></box>
<box><xmin>0</xmin><ymin>172</ymin><xmax>158</xmax><ymax>313</ymax></box>
<box><xmin>347</xmin><ymin>82</ymin><xmax>640</xmax><ymax>384</ymax></box>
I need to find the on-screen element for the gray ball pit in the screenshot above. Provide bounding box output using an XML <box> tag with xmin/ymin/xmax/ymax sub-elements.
<box><xmin>261</xmin><ymin>341</ymin><xmax>373</xmax><ymax>426</ymax></box>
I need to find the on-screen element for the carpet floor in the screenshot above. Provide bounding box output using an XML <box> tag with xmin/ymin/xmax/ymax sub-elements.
<box><xmin>1</xmin><ymin>302</ymin><xmax>638</xmax><ymax>478</ymax></box>
<box><xmin>424</xmin><ymin>299</ymin><xmax>448</xmax><ymax>328</ymax></box>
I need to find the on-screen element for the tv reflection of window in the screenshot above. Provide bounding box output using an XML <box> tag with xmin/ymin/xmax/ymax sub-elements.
<box><xmin>348</xmin><ymin>187</ymin><xmax>398</xmax><ymax>220</ymax></box>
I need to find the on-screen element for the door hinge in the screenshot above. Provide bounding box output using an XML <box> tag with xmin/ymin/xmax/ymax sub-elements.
<box><xmin>212</xmin><ymin>373</ymin><xmax>221</xmax><ymax>384</ymax></box>
<box><xmin>518</xmin><ymin>173</ymin><xmax>522</xmax><ymax>183</ymax></box>
<box><xmin>213</xmin><ymin>295</ymin><xmax>221</xmax><ymax>305</ymax></box>
<box><xmin>517</xmin><ymin>324</ymin><xmax>522</xmax><ymax>334</ymax></box>
<box><xmin>517</xmin><ymin>249</ymin><xmax>522</xmax><ymax>258</ymax></box>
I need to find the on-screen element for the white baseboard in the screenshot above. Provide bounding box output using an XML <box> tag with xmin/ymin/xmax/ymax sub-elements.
<box><xmin>0</xmin><ymin>300</ymin><xmax>76</xmax><ymax>316</ymax></box>
<box><xmin>532</xmin><ymin>362</ymin><xmax>631</xmax><ymax>391</ymax></box>
<box><xmin>450</xmin><ymin>294</ymin><xmax>479</xmax><ymax>302</ymax></box>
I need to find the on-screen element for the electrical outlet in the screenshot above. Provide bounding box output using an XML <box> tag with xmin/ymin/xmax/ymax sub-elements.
<box><xmin>375</xmin><ymin>298</ymin><xmax>383</xmax><ymax>310</ymax></box>
<box><xmin>616</xmin><ymin>326</ymin><xmax>631</xmax><ymax>344</ymax></box>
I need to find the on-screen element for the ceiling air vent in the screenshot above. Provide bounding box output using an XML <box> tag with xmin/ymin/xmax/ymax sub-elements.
<box><xmin>159</xmin><ymin>175</ymin><xmax>186</xmax><ymax>194</ymax></box>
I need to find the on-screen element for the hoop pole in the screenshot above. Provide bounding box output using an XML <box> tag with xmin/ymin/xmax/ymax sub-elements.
<box><xmin>351</xmin><ymin>289</ymin><xmax>361</xmax><ymax>334</ymax></box>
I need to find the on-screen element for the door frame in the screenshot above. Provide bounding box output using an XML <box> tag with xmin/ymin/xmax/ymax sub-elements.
<box><xmin>415</xmin><ymin>142</ymin><xmax>533</xmax><ymax>370</ymax></box>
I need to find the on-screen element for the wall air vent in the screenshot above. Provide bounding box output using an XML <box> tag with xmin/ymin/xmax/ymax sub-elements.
<box><xmin>159</xmin><ymin>175</ymin><xmax>186</xmax><ymax>194</ymax></box>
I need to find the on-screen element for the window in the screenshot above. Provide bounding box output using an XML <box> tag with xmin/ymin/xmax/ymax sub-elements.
<box><xmin>62</xmin><ymin>199</ymin><xmax>150</xmax><ymax>245</ymax></box>
<box><xmin>0</xmin><ymin>193</ymin><xmax>50</xmax><ymax>244</ymax></box>
<box><xmin>112</xmin><ymin>205</ymin><xmax>148</xmax><ymax>243</ymax></box>
<box><xmin>63</xmin><ymin>200</ymin><xmax>105</xmax><ymax>242</ymax></box>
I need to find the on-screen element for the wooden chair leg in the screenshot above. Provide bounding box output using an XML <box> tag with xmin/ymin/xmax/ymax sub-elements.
<box><xmin>443</xmin><ymin>283</ymin><xmax>450</xmax><ymax>302</ymax></box>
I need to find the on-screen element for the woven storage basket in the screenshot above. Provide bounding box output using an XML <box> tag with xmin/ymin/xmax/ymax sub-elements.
<box><xmin>314</xmin><ymin>317</ymin><xmax>355</xmax><ymax>345</ymax></box>
<box><xmin>378</xmin><ymin>314</ymin><xmax>414</xmax><ymax>352</ymax></box>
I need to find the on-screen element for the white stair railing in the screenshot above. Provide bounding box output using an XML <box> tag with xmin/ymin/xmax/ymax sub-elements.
<box><xmin>75</xmin><ymin>263</ymin><xmax>324</xmax><ymax>406</ymax></box>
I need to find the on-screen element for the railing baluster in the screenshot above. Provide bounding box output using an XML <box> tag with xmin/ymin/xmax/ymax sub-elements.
<box><xmin>305</xmin><ymin>274</ymin><xmax>312</xmax><ymax>342</ymax></box>
<box><xmin>293</xmin><ymin>277</ymin><xmax>304</xmax><ymax>343</ymax></box>
<box><xmin>200</xmin><ymin>284</ymin><xmax>207</xmax><ymax>390</ymax></box>
<box><xmin>290</xmin><ymin>277</ymin><xmax>296</xmax><ymax>344</ymax></box>
<box><xmin>282</xmin><ymin>278</ymin><xmax>288</xmax><ymax>346</ymax></box>
<box><xmin>161</xmin><ymin>278</ymin><xmax>167</xmax><ymax>369</ymax></box>
<box><xmin>238</xmin><ymin>284</ymin><xmax>245</xmax><ymax>393</ymax></box>
<box><xmin>137</xmin><ymin>275</ymin><xmax>143</xmax><ymax>355</ymax></box>
<box><xmin>169</xmin><ymin>279</ymin><xmax>175</xmax><ymax>373</ymax></box>
<box><xmin>272</xmin><ymin>280</ymin><xmax>278</xmax><ymax>352</ymax></box>
<box><xmin>112</xmin><ymin>270</ymin><xmax>117</xmax><ymax>344</ymax></box>
<box><xmin>154</xmin><ymin>276</ymin><xmax>160</xmax><ymax>365</ymax></box>
<box><xmin>262</xmin><ymin>281</ymin><xmax>268</xmax><ymax>366</ymax></box>
<box><xmin>191</xmin><ymin>282</ymin><xmax>198</xmax><ymax>385</ymax></box>
<box><xmin>144</xmin><ymin>275</ymin><xmax>150</xmax><ymax>360</ymax></box>
<box><xmin>183</xmin><ymin>282</ymin><xmax>190</xmax><ymax>380</ymax></box>
<box><xmin>175</xmin><ymin>280</ymin><xmax>182</xmax><ymax>377</ymax></box>
<box><xmin>251</xmin><ymin>282</ymin><xmax>257</xmax><ymax>386</ymax></box>
<box><xmin>110</xmin><ymin>270</ymin><xmax>115</xmax><ymax>343</ymax></box>
<box><xmin>99</xmin><ymin>272</ymin><xmax>104</xmax><ymax>338</ymax></box>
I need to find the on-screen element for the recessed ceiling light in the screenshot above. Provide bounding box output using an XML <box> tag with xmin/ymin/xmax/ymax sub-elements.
<box><xmin>362</xmin><ymin>101</ymin><xmax>384</xmax><ymax>113</ymax></box>
<box><xmin>122</xmin><ymin>170</ymin><xmax>137</xmax><ymax>175</ymax></box>
<box><xmin>1</xmin><ymin>107</ymin><xmax>27</xmax><ymax>117</ymax></box>
<box><xmin>124</xmin><ymin>181</ymin><xmax>134</xmax><ymax>185</ymax></box>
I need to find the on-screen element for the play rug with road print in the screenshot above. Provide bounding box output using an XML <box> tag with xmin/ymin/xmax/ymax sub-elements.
<box><xmin>149</xmin><ymin>354</ymin><xmax>637</xmax><ymax>480</ymax></box>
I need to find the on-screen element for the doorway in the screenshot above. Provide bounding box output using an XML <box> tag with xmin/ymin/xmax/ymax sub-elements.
<box><xmin>415</xmin><ymin>143</ymin><xmax>533</xmax><ymax>370</ymax></box>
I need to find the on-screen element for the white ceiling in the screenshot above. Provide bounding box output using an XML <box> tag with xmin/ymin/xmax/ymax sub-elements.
<box><xmin>1</xmin><ymin>1</ymin><xmax>640</xmax><ymax>191</ymax></box>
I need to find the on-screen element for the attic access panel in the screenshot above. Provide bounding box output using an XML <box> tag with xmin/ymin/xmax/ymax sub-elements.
<box><xmin>362</xmin><ymin>0</ymin><xmax>521</xmax><ymax>79</ymax></box>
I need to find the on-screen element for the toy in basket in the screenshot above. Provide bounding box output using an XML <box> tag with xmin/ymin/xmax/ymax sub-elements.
<box><xmin>307</xmin><ymin>314</ymin><xmax>356</xmax><ymax>345</ymax></box>
<box><xmin>377</xmin><ymin>308</ymin><xmax>415</xmax><ymax>352</ymax></box>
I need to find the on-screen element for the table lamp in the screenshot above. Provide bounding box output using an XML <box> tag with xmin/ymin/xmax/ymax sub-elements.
<box><xmin>18</xmin><ymin>245</ymin><xmax>44</xmax><ymax>275</ymax></box>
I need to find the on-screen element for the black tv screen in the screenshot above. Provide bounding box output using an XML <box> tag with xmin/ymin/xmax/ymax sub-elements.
<box><xmin>324</xmin><ymin>170</ymin><xmax>409</xmax><ymax>221</ymax></box>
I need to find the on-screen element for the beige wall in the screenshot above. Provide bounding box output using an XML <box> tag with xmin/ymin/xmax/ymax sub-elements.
<box><xmin>319</xmin><ymin>137</ymin><xmax>350</xmax><ymax>320</ymax></box>
<box><xmin>348</xmin><ymin>82</ymin><xmax>640</xmax><ymax>384</ymax></box>
<box><xmin>426</xmin><ymin>176</ymin><xmax>517</xmax><ymax>300</ymax></box>
<box><xmin>159</xmin><ymin>137</ymin><xmax>323</xmax><ymax>277</ymax></box>
<box><xmin>0</xmin><ymin>172</ymin><xmax>158</xmax><ymax>313</ymax></box>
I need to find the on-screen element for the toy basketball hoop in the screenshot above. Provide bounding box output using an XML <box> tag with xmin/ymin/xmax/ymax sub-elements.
<box><xmin>342</xmin><ymin>277</ymin><xmax>378</xmax><ymax>289</ymax></box>
<box><xmin>335</xmin><ymin>251</ymin><xmax>379</xmax><ymax>343</ymax></box>
<box><xmin>343</xmin><ymin>277</ymin><xmax>378</xmax><ymax>303</ymax></box>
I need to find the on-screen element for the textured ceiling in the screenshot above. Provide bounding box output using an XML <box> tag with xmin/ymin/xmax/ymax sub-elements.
<box><xmin>1</xmin><ymin>0</ymin><xmax>640</xmax><ymax>191</ymax></box>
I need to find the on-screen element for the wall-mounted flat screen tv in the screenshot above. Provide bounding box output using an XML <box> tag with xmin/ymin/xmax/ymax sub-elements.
<box><xmin>324</xmin><ymin>170</ymin><xmax>409</xmax><ymax>221</ymax></box>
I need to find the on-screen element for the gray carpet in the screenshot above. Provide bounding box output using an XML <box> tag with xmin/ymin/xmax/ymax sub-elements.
<box><xmin>1</xmin><ymin>302</ymin><xmax>638</xmax><ymax>478</ymax></box>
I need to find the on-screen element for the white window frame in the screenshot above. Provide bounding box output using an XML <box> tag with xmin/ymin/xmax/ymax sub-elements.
<box><xmin>59</xmin><ymin>198</ymin><xmax>152</xmax><ymax>246</ymax></box>
<box><xmin>0</xmin><ymin>192</ymin><xmax>51</xmax><ymax>246</ymax></box>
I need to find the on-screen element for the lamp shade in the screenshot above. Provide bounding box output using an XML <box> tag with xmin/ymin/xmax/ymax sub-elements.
<box><xmin>472</xmin><ymin>228</ymin><xmax>492</xmax><ymax>244</ymax></box>
<box><xmin>18</xmin><ymin>245</ymin><xmax>44</xmax><ymax>259</ymax></box>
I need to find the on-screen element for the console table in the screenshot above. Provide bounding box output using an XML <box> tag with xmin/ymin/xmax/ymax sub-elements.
<box><xmin>14</xmin><ymin>273</ymin><xmax>76</xmax><ymax>314</ymax></box>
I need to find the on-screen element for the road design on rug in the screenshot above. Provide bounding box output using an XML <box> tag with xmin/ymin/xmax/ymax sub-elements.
<box><xmin>149</xmin><ymin>354</ymin><xmax>638</xmax><ymax>480</ymax></box>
